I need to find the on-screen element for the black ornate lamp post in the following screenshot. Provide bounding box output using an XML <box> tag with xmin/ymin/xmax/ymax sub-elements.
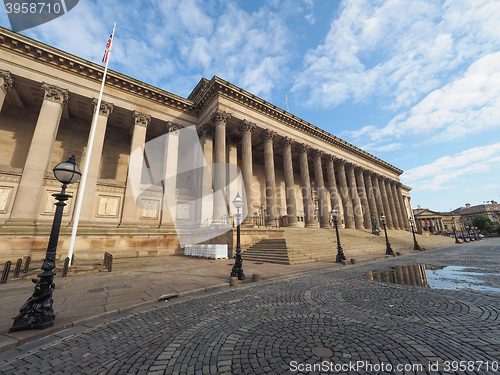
<box><xmin>460</xmin><ymin>224</ymin><xmax>468</xmax><ymax>242</ymax></box>
<box><xmin>451</xmin><ymin>223</ymin><xmax>460</xmax><ymax>244</ymax></box>
<box><xmin>408</xmin><ymin>218</ymin><xmax>422</xmax><ymax>251</ymax></box>
<box><xmin>230</xmin><ymin>192</ymin><xmax>245</xmax><ymax>280</ymax></box>
<box><xmin>10</xmin><ymin>155</ymin><xmax>81</xmax><ymax>332</ymax></box>
<box><xmin>330</xmin><ymin>208</ymin><xmax>346</xmax><ymax>263</ymax></box>
<box><xmin>466</xmin><ymin>225</ymin><xmax>474</xmax><ymax>241</ymax></box>
<box><xmin>380</xmin><ymin>214</ymin><xmax>395</xmax><ymax>256</ymax></box>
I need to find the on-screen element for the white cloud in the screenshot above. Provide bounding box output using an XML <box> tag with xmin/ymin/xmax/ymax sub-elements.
<box><xmin>293</xmin><ymin>0</ymin><xmax>500</xmax><ymax>110</ymax></box>
<box><xmin>401</xmin><ymin>142</ymin><xmax>500</xmax><ymax>191</ymax></box>
<box><xmin>345</xmin><ymin>52</ymin><xmax>500</xmax><ymax>145</ymax></box>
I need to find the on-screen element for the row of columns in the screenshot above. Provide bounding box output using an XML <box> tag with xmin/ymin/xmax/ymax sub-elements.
<box><xmin>2</xmin><ymin>77</ymin><xmax>182</xmax><ymax>228</ymax></box>
<box><xmin>1</xmin><ymin>73</ymin><xmax>409</xmax><ymax>231</ymax></box>
<box><xmin>212</xmin><ymin>114</ymin><xmax>410</xmax><ymax>230</ymax></box>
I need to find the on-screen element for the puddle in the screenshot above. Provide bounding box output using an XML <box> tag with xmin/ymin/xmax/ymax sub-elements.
<box><xmin>365</xmin><ymin>265</ymin><xmax>500</xmax><ymax>294</ymax></box>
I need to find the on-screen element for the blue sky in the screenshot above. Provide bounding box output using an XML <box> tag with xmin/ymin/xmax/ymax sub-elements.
<box><xmin>2</xmin><ymin>0</ymin><xmax>499</xmax><ymax>212</ymax></box>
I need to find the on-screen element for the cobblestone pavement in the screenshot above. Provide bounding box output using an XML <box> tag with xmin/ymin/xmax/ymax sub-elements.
<box><xmin>1</xmin><ymin>239</ymin><xmax>499</xmax><ymax>374</ymax></box>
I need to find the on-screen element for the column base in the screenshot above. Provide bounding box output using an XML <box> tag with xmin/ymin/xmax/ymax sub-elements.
<box><xmin>286</xmin><ymin>222</ymin><xmax>301</xmax><ymax>228</ymax></box>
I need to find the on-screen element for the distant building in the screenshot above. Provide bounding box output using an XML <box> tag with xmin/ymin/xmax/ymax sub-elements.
<box><xmin>452</xmin><ymin>201</ymin><xmax>500</xmax><ymax>227</ymax></box>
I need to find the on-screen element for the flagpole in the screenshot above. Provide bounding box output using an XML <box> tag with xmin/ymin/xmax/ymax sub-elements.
<box><xmin>67</xmin><ymin>23</ymin><xmax>116</xmax><ymax>265</ymax></box>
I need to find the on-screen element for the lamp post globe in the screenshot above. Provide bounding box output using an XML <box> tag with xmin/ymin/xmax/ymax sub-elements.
<box><xmin>330</xmin><ymin>208</ymin><xmax>346</xmax><ymax>263</ymax></box>
<box><xmin>10</xmin><ymin>155</ymin><xmax>80</xmax><ymax>332</ymax></box>
<box><xmin>380</xmin><ymin>214</ymin><xmax>394</xmax><ymax>256</ymax></box>
<box><xmin>409</xmin><ymin>217</ymin><xmax>422</xmax><ymax>251</ymax></box>
<box><xmin>230</xmin><ymin>192</ymin><xmax>245</xmax><ymax>280</ymax></box>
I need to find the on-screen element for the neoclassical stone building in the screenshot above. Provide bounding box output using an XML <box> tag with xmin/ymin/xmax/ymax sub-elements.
<box><xmin>0</xmin><ymin>27</ymin><xmax>413</xmax><ymax>261</ymax></box>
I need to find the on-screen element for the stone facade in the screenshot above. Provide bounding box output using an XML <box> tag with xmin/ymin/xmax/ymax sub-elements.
<box><xmin>0</xmin><ymin>27</ymin><xmax>413</xmax><ymax>261</ymax></box>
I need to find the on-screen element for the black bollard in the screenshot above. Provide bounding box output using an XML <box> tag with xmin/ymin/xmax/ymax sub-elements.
<box><xmin>62</xmin><ymin>257</ymin><xmax>70</xmax><ymax>277</ymax></box>
<box><xmin>23</xmin><ymin>256</ymin><xmax>31</xmax><ymax>273</ymax></box>
<box><xmin>1</xmin><ymin>261</ymin><xmax>12</xmax><ymax>284</ymax></box>
<box><xmin>13</xmin><ymin>258</ymin><xmax>23</xmax><ymax>278</ymax></box>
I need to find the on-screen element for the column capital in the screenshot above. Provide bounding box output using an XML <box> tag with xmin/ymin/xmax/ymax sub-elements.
<box><xmin>396</xmin><ymin>181</ymin><xmax>403</xmax><ymax>188</ymax></box>
<box><xmin>132</xmin><ymin>111</ymin><xmax>151</xmax><ymax>128</ymax></box>
<box><xmin>0</xmin><ymin>70</ymin><xmax>13</xmax><ymax>94</ymax></box>
<box><xmin>324</xmin><ymin>154</ymin><xmax>335</xmax><ymax>163</ymax></box>
<box><xmin>280</xmin><ymin>136</ymin><xmax>294</xmax><ymax>148</ymax></box>
<box><xmin>239</xmin><ymin>119</ymin><xmax>256</xmax><ymax>134</ymax></box>
<box><xmin>211</xmin><ymin>108</ymin><xmax>231</xmax><ymax>124</ymax></box>
<box><xmin>335</xmin><ymin>158</ymin><xmax>346</xmax><ymax>167</ymax></box>
<box><xmin>363</xmin><ymin>169</ymin><xmax>372</xmax><ymax>177</ymax></box>
<box><xmin>226</xmin><ymin>133</ymin><xmax>240</xmax><ymax>145</ymax></box>
<box><xmin>259</xmin><ymin>129</ymin><xmax>276</xmax><ymax>141</ymax></box>
<box><xmin>296</xmin><ymin>143</ymin><xmax>310</xmax><ymax>154</ymax></box>
<box><xmin>164</xmin><ymin>121</ymin><xmax>183</xmax><ymax>134</ymax></box>
<box><xmin>310</xmin><ymin>149</ymin><xmax>324</xmax><ymax>159</ymax></box>
<box><xmin>345</xmin><ymin>162</ymin><xmax>355</xmax><ymax>171</ymax></box>
<box><xmin>41</xmin><ymin>83</ymin><xmax>68</xmax><ymax>105</ymax></box>
<box><xmin>354</xmin><ymin>165</ymin><xmax>364</xmax><ymax>174</ymax></box>
<box><xmin>91</xmin><ymin>98</ymin><xmax>113</xmax><ymax>117</ymax></box>
<box><xmin>197</xmin><ymin>123</ymin><xmax>214</xmax><ymax>139</ymax></box>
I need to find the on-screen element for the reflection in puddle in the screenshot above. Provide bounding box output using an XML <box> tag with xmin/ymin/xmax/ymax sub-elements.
<box><xmin>365</xmin><ymin>265</ymin><xmax>500</xmax><ymax>294</ymax></box>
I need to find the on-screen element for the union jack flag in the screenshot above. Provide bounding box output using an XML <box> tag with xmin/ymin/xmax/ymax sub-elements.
<box><xmin>102</xmin><ymin>30</ymin><xmax>114</xmax><ymax>63</ymax></box>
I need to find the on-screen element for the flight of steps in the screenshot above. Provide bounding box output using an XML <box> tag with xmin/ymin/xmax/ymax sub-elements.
<box><xmin>242</xmin><ymin>227</ymin><xmax>455</xmax><ymax>265</ymax></box>
<box><xmin>243</xmin><ymin>239</ymin><xmax>290</xmax><ymax>264</ymax></box>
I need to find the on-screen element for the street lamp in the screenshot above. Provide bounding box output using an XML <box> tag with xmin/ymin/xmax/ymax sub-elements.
<box><xmin>451</xmin><ymin>216</ymin><xmax>460</xmax><ymax>243</ymax></box>
<box><xmin>460</xmin><ymin>224</ymin><xmax>468</xmax><ymax>242</ymax></box>
<box><xmin>230</xmin><ymin>192</ymin><xmax>245</xmax><ymax>280</ymax></box>
<box><xmin>380</xmin><ymin>214</ymin><xmax>394</xmax><ymax>256</ymax></box>
<box><xmin>408</xmin><ymin>218</ymin><xmax>422</xmax><ymax>251</ymax></box>
<box><xmin>466</xmin><ymin>225</ymin><xmax>474</xmax><ymax>241</ymax></box>
<box><xmin>10</xmin><ymin>155</ymin><xmax>81</xmax><ymax>332</ymax></box>
<box><xmin>330</xmin><ymin>208</ymin><xmax>346</xmax><ymax>263</ymax></box>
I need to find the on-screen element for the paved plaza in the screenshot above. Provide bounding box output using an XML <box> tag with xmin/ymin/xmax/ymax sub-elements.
<box><xmin>1</xmin><ymin>239</ymin><xmax>499</xmax><ymax>374</ymax></box>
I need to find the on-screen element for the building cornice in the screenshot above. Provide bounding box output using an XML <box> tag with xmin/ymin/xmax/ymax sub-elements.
<box><xmin>0</xmin><ymin>27</ymin><xmax>195</xmax><ymax>113</ymax></box>
<box><xmin>194</xmin><ymin>76</ymin><xmax>403</xmax><ymax>175</ymax></box>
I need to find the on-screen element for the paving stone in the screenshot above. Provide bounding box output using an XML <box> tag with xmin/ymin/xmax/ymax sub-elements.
<box><xmin>0</xmin><ymin>240</ymin><xmax>499</xmax><ymax>374</ymax></box>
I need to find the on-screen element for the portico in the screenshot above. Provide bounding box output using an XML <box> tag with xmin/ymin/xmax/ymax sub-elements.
<box><xmin>0</xmin><ymin>27</ymin><xmax>413</xmax><ymax>262</ymax></box>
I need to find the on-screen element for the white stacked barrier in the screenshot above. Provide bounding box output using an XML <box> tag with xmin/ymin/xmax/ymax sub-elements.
<box><xmin>184</xmin><ymin>244</ymin><xmax>228</xmax><ymax>259</ymax></box>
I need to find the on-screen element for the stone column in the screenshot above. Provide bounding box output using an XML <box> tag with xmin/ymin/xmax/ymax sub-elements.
<box><xmin>0</xmin><ymin>70</ymin><xmax>13</xmax><ymax>112</ymax></box>
<box><xmin>355</xmin><ymin>167</ymin><xmax>371</xmax><ymax>230</ymax></box>
<box><xmin>78</xmin><ymin>99</ymin><xmax>113</xmax><ymax>224</ymax></box>
<box><xmin>120</xmin><ymin>111</ymin><xmax>151</xmax><ymax>226</ymax></box>
<box><xmin>364</xmin><ymin>170</ymin><xmax>378</xmax><ymax>222</ymax></box>
<box><xmin>8</xmin><ymin>83</ymin><xmax>68</xmax><ymax>225</ymax></box>
<box><xmin>281</xmin><ymin>137</ymin><xmax>299</xmax><ymax>227</ymax></box>
<box><xmin>336</xmin><ymin>159</ymin><xmax>354</xmax><ymax>228</ymax></box>
<box><xmin>346</xmin><ymin>164</ymin><xmax>364</xmax><ymax>229</ymax></box>
<box><xmin>396</xmin><ymin>183</ymin><xmax>409</xmax><ymax>229</ymax></box>
<box><xmin>378</xmin><ymin>176</ymin><xmax>394</xmax><ymax>229</ymax></box>
<box><xmin>197</xmin><ymin>124</ymin><xmax>214</xmax><ymax>225</ymax></box>
<box><xmin>261</xmin><ymin>129</ymin><xmax>278</xmax><ymax>225</ymax></box>
<box><xmin>211</xmin><ymin>108</ymin><xmax>230</xmax><ymax>224</ymax></box>
<box><xmin>325</xmin><ymin>155</ymin><xmax>344</xmax><ymax>228</ymax></box>
<box><xmin>385</xmin><ymin>179</ymin><xmax>400</xmax><ymax>230</ymax></box>
<box><xmin>160</xmin><ymin>122</ymin><xmax>182</xmax><ymax>229</ymax></box>
<box><xmin>226</xmin><ymin>134</ymin><xmax>239</xmax><ymax>216</ymax></box>
<box><xmin>298</xmin><ymin>144</ymin><xmax>315</xmax><ymax>228</ymax></box>
<box><xmin>239</xmin><ymin>120</ymin><xmax>256</xmax><ymax>218</ymax></box>
<box><xmin>390</xmin><ymin>181</ymin><xmax>405</xmax><ymax>230</ymax></box>
<box><xmin>311</xmin><ymin>150</ymin><xmax>330</xmax><ymax>228</ymax></box>
<box><xmin>371</xmin><ymin>174</ymin><xmax>384</xmax><ymax>224</ymax></box>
